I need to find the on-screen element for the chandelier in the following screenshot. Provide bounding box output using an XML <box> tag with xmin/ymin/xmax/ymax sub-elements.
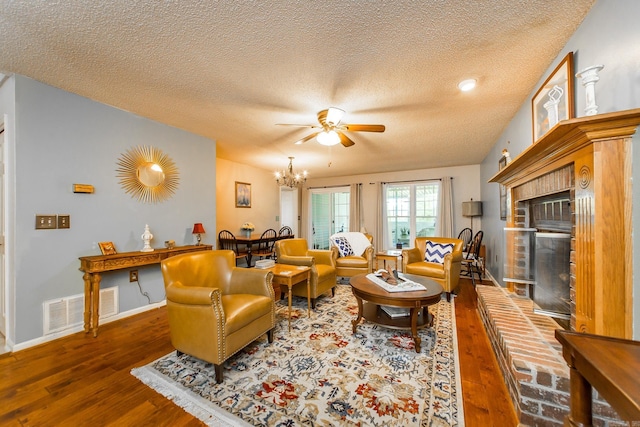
<box><xmin>275</xmin><ymin>157</ymin><xmax>307</xmax><ymax>188</ymax></box>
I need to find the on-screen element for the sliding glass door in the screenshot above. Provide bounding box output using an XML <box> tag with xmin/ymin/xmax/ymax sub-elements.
<box><xmin>309</xmin><ymin>187</ymin><xmax>350</xmax><ymax>249</ymax></box>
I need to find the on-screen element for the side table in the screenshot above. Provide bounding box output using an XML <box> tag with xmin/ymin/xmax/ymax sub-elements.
<box><xmin>266</xmin><ymin>264</ymin><xmax>311</xmax><ymax>332</ymax></box>
<box><xmin>375</xmin><ymin>249</ymin><xmax>403</xmax><ymax>272</ymax></box>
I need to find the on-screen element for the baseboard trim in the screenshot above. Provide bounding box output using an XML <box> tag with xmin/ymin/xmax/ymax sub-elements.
<box><xmin>11</xmin><ymin>300</ymin><xmax>166</xmax><ymax>352</ymax></box>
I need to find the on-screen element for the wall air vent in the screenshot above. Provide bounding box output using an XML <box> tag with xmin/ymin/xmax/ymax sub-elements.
<box><xmin>43</xmin><ymin>287</ymin><xmax>118</xmax><ymax>335</ymax></box>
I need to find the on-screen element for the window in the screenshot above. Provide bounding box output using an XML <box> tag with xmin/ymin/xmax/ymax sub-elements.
<box><xmin>385</xmin><ymin>181</ymin><xmax>440</xmax><ymax>248</ymax></box>
<box><xmin>310</xmin><ymin>187</ymin><xmax>350</xmax><ymax>249</ymax></box>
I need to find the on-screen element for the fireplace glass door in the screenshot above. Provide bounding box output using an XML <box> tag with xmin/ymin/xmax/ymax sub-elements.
<box><xmin>533</xmin><ymin>232</ymin><xmax>571</xmax><ymax>320</ymax></box>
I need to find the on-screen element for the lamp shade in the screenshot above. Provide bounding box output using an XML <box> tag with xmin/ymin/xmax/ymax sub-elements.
<box><xmin>192</xmin><ymin>223</ymin><xmax>205</xmax><ymax>234</ymax></box>
<box><xmin>462</xmin><ymin>201</ymin><xmax>483</xmax><ymax>217</ymax></box>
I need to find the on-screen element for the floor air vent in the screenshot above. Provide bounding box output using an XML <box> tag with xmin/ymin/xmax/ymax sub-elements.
<box><xmin>44</xmin><ymin>287</ymin><xmax>119</xmax><ymax>335</ymax></box>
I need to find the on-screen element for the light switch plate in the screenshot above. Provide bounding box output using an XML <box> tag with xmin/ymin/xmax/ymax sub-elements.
<box><xmin>36</xmin><ymin>215</ymin><xmax>57</xmax><ymax>229</ymax></box>
<box><xmin>58</xmin><ymin>215</ymin><xmax>70</xmax><ymax>229</ymax></box>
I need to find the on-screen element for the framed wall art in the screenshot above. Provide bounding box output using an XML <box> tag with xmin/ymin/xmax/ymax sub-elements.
<box><xmin>235</xmin><ymin>181</ymin><xmax>251</xmax><ymax>208</ymax></box>
<box><xmin>98</xmin><ymin>241</ymin><xmax>117</xmax><ymax>255</ymax></box>
<box><xmin>531</xmin><ymin>52</ymin><xmax>575</xmax><ymax>143</ymax></box>
<box><xmin>499</xmin><ymin>156</ymin><xmax>508</xmax><ymax>221</ymax></box>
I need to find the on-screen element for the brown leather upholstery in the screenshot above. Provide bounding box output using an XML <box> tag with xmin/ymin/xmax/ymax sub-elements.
<box><xmin>402</xmin><ymin>237</ymin><xmax>464</xmax><ymax>301</ymax></box>
<box><xmin>161</xmin><ymin>250</ymin><xmax>275</xmax><ymax>383</ymax></box>
<box><xmin>274</xmin><ymin>238</ymin><xmax>337</xmax><ymax>308</ymax></box>
<box><xmin>330</xmin><ymin>233</ymin><xmax>374</xmax><ymax>277</ymax></box>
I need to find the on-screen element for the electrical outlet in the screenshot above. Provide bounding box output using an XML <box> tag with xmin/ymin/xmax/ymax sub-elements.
<box><xmin>129</xmin><ymin>270</ymin><xmax>138</xmax><ymax>282</ymax></box>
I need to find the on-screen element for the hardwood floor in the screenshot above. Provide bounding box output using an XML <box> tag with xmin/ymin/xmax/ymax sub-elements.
<box><xmin>0</xmin><ymin>278</ymin><xmax>517</xmax><ymax>426</ymax></box>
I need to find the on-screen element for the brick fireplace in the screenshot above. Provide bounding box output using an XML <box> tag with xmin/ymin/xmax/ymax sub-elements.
<box><xmin>486</xmin><ymin>109</ymin><xmax>640</xmax><ymax>426</ymax></box>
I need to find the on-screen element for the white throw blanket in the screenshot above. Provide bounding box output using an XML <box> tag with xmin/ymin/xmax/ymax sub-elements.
<box><xmin>330</xmin><ymin>232</ymin><xmax>372</xmax><ymax>257</ymax></box>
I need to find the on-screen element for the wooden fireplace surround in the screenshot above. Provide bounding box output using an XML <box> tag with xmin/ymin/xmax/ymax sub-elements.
<box><xmin>490</xmin><ymin>108</ymin><xmax>640</xmax><ymax>339</ymax></box>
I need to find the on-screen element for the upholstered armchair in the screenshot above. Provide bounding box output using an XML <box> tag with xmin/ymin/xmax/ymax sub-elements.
<box><xmin>160</xmin><ymin>250</ymin><xmax>275</xmax><ymax>383</ymax></box>
<box><xmin>402</xmin><ymin>237</ymin><xmax>464</xmax><ymax>301</ymax></box>
<box><xmin>330</xmin><ymin>232</ymin><xmax>374</xmax><ymax>277</ymax></box>
<box><xmin>274</xmin><ymin>238</ymin><xmax>337</xmax><ymax>309</ymax></box>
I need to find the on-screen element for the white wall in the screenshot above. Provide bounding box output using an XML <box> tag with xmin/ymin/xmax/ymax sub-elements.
<box><xmin>478</xmin><ymin>0</ymin><xmax>640</xmax><ymax>338</ymax></box>
<box><xmin>2</xmin><ymin>76</ymin><xmax>216</xmax><ymax>346</ymax></box>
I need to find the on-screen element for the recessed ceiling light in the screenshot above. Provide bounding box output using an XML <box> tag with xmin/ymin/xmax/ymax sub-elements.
<box><xmin>458</xmin><ymin>79</ymin><xmax>477</xmax><ymax>92</ymax></box>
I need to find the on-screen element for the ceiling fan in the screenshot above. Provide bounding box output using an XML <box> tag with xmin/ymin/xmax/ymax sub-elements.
<box><xmin>277</xmin><ymin>107</ymin><xmax>385</xmax><ymax>147</ymax></box>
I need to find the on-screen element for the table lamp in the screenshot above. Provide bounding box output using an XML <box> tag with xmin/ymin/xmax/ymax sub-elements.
<box><xmin>192</xmin><ymin>223</ymin><xmax>205</xmax><ymax>245</ymax></box>
<box><xmin>462</xmin><ymin>199</ymin><xmax>483</xmax><ymax>234</ymax></box>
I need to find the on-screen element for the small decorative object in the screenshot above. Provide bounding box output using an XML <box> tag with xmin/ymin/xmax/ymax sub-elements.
<box><xmin>532</xmin><ymin>52</ymin><xmax>575</xmax><ymax>143</ymax></box>
<box><xmin>98</xmin><ymin>241</ymin><xmax>117</xmax><ymax>255</ymax></box>
<box><xmin>116</xmin><ymin>145</ymin><xmax>179</xmax><ymax>204</ymax></box>
<box><xmin>164</xmin><ymin>240</ymin><xmax>175</xmax><ymax>249</ymax></box>
<box><xmin>576</xmin><ymin>64</ymin><xmax>604</xmax><ymax>116</ymax></box>
<box><xmin>543</xmin><ymin>85</ymin><xmax>564</xmax><ymax>128</ymax></box>
<box><xmin>192</xmin><ymin>223</ymin><xmax>205</xmax><ymax>245</ymax></box>
<box><xmin>241</xmin><ymin>222</ymin><xmax>255</xmax><ymax>237</ymax></box>
<box><xmin>235</xmin><ymin>181</ymin><xmax>251</xmax><ymax>208</ymax></box>
<box><xmin>141</xmin><ymin>224</ymin><xmax>154</xmax><ymax>252</ymax></box>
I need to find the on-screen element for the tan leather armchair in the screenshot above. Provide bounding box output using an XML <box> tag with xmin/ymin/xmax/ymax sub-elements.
<box><xmin>330</xmin><ymin>232</ymin><xmax>374</xmax><ymax>277</ymax></box>
<box><xmin>275</xmin><ymin>238</ymin><xmax>337</xmax><ymax>309</ymax></box>
<box><xmin>402</xmin><ymin>237</ymin><xmax>464</xmax><ymax>301</ymax></box>
<box><xmin>161</xmin><ymin>250</ymin><xmax>275</xmax><ymax>383</ymax></box>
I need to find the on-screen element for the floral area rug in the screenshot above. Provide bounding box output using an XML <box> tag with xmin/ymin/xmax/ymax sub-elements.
<box><xmin>132</xmin><ymin>284</ymin><xmax>464</xmax><ymax>427</ymax></box>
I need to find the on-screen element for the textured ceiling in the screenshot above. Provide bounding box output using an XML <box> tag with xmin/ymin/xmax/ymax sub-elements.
<box><xmin>0</xmin><ymin>0</ymin><xmax>595</xmax><ymax>178</ymax></box>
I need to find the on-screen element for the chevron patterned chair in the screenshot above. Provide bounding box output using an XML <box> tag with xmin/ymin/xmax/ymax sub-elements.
<box><xmin>401</xmin><ymin>237</ymin><xmax>464</xmax><ymax>301</ymax></box>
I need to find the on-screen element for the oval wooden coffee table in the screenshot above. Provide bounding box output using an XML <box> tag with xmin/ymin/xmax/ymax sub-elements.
<box><xmin>349</xmin><ymin>273</ymin><xmax>443</xmax><ymax>353</ymax></box>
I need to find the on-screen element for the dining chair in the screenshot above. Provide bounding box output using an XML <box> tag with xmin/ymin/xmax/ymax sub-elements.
<box><xmin>278</xmin><ymin>226</ymin><xmax>293</xmax><ymax>237</ymax></box>
<box><xmin>252</xmin><ymin>228</ymin><xmax>277</xmax><ymax>264</ymax></box>
<box><xmin>218</xmin><ymin>230</ymin><xmax>250</xmax><ymax>266</ymax></box>
<box><xmin>461</xmin><ymin>230</ymin><xmax>484</xmax><ymax>285</ymax></box>
<box><xmin>457</xmin><ymin>227</ymin><xmax>473</xmax><ymax>252</ymax></box>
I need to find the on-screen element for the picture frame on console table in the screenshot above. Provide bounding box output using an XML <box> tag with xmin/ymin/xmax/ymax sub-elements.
<box><xmin>98</xmin><ymin>241</ymin><xmax>117</xmax><ymax>255</ymax></box>
<box><xmin>531</xmin><ymin>52</ymin><xmax>574</xmax><ymax>143</ymax></box>
<box><xmin>235</xmin><ymin>181</ymin><xmax>251</xmax><ymax>208</ymax></box>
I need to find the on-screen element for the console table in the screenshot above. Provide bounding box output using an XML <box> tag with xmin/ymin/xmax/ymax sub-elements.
<box><xmin>79</xmin><ymin>244</ymin><xmax>212</xmax><ymax>337</ymax></box>
<box><xmin>555</xmin><ymin>329</ymin><xmax>640</xmax><ymax>426</ymax></box>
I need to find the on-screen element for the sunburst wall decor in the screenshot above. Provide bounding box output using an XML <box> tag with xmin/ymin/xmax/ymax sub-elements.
<box><xmin>116</xmin><ymin>145</ymin><xmax>179</xmax><ymax>203</ymax></box>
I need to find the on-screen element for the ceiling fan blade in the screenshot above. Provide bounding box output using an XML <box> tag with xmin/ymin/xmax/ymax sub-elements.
<box><xmin>276</xmin><ymin>123</ymin><xmax>320</xmax><ymax>128</ymax></box>
<box><xmin>337</xmin><ymin>131</ymin><xmax>355</xmax><ymax>147</ymax></box>
<box><xmin>294</xmin><ymin>132</ymin><xmax>320</xmax><ymax>145</ymax></box>
<box><xmin>342</xmin><ymin>124</ymin><xmax>386</xmax><ymax>132</ymax></box>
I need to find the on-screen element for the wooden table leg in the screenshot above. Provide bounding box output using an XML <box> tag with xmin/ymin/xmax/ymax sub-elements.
<box><xmin>306</xmin><ymin>272</ymin><xmax>311</xmax><ymax>318</ymax></box>
<box><xmin>83</xmin><ymin>272</ymin><xmax>92</xmax><ymax>333</ymax></box>
<box><xmin>287</xmin><ymin>282</ymin><xmax>292</xmax><ymax>332</ymax></box>
<box><xmin>566</xmin><ymin>365</ymin><xmax>593</xmax><ymax>427</ymax></box>
<box><xmin>90</xmin><ymin>273</ymin><xmax>101</xmax><ymax>337</ymax></box>
<box><xmin>352</xmin><ymin>296</ymin><xmax>363</xmax><ymax>334</ymax></box>
<box><xmin>410</xmin><ymin>307</ymin><xmax>421</xmax><ymax>353</ymax></box>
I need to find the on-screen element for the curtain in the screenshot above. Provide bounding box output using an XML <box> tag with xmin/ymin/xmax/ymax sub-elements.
<box><xmin>376</xmin><ymin>182</ymin><xmax>388</xmax><ymax>249</ymax></box>
<box><xmin>438</xmin><ymin>176</ymin><xmax>454</xmax><ymax>237</ymax></box>
<box><xmin>349</xmin><ymin>183</ymin><xmax>363</xmax><ymax>232</ymax></box>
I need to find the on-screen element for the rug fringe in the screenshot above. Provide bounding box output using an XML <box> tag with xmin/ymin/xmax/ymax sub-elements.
<box><xmin>449</xmin><ymin>297</ymin><xmax>466</xmax><ymax>427</ymax></box>
<box><xmin>131</xmin><ymin>365</ymin><xmax>251</xmax><ymax>427</ymax></box>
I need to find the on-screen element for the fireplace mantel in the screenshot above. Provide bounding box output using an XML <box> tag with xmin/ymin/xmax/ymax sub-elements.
<box><xmin>490</xmin><ymin>108</ymin><xmax>640</xmax><ymax>339</ymax></box>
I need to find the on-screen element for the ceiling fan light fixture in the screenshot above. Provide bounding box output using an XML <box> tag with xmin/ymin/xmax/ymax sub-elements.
<box><xmin>458</xmin><ymin>79</ymin><xmax>477</xmax><ymax>92</ymax></box>
<box><xmin>317</xmin><ymin>130</ymin><xmax>341</xmax><ymax>146</ymax></box>
<box><xmin>326</xmin><ymin>107</ymin><xmax>345</xmax><ymax>126</ymax></box>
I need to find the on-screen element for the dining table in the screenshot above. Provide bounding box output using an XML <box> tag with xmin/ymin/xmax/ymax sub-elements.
<box><xmin>220</xmin><ymin>232</ymin><xmax>293</xmax><ymax>267</ymax></box>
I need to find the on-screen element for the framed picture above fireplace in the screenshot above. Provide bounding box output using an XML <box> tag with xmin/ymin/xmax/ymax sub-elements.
<box><xmin>531</xmin><ymin>52</ymin><xmax>575</xmax><ymax>143</ymax></box>
<box><xmin>498</xmin><ymin>156</ymin><xmax>508</xmax><ymax>220</ymax></box>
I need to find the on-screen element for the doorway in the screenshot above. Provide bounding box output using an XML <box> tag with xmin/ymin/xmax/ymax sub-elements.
<box><xmin>309</xmin><ymin>186</ymin><xmax>350</xmax><ymax>249</ymax></box>
<box><xmin>279</xmin><ymin>187</ymin><xmax>299</xmax><ymax>237</ymax></box>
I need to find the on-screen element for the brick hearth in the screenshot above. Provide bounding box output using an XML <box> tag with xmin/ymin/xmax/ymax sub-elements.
<box><xmin>476</xmin><ymin>284</ymin><xmax>630</xmax><ymax>426</ymax></box>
